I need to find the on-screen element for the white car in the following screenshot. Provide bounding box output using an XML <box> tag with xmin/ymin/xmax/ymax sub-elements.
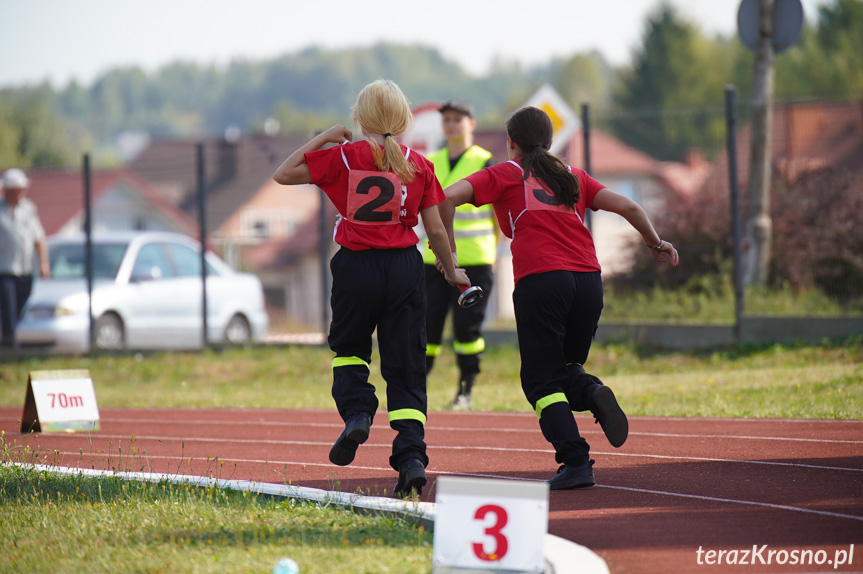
<box><xmin>17</xmin><ymin>231</ymin><xmax>269</xmax><ymax>353</ymax></box>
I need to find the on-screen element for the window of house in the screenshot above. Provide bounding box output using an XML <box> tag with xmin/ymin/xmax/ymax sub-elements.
<box><xmin>252</xmin><ymin>220</ymin><xmax>269</xmax><ymax>239</ymax></box>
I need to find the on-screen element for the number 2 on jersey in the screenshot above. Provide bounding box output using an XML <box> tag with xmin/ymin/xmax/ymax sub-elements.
<box><xmin>347</xmin><ymin>170</ymin><xmax>402</xmax><ymax>224</ymax></box>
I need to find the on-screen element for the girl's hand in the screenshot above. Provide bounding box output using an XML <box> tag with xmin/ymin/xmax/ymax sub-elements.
<box><xmin>649</xmin><ymin>240</ymin><xmax>680</xmax><ymax>267</ymax></box>
<box><xmin>321</xmin><ymin>124</ymin><xmax>352</xmax><ymax>145</ymax></box>
<box><xmin>445</xmin><ymin>267</ymin><xmax>471</xmax><ymax>288</ymax></box>
<box><xmin>434</xmin><ymin>251</ymin><xmax>458</xmax><ymax>273</ymax></box>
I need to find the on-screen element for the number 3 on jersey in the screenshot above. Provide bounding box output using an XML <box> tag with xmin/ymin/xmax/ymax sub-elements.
<box><xmin>347</xmin><ymin>170</ymin><xmax>404</xmax><ymax>225</ymax></box>
<box><xmin>524</xmin><ymin>174</ymin><xmax>572</xmax><ymax>214</ymax></box>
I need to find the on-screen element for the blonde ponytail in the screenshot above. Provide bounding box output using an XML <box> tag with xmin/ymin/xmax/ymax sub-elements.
<box><xmin>352</xmin><ymin>80</ymin><xmax>418</xmax><ymax>183</ymax></box>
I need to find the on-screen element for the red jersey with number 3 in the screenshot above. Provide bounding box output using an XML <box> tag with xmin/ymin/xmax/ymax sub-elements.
<box><xmin>466</xmin><ymin>159</ymin><xmax>605</xmax><ymax>283</ymax></box>
<box><xmin>305</xmin><ymin>141</ymin><xmax>444</xmax><ymax>250</ymax></box>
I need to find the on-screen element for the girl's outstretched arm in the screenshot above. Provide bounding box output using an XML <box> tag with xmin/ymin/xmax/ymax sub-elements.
<box><xmin>421</xmin><ymin>204</ymin><xmax>470</xmax><ymax>288</ymax></box>
<box><xmin>592</xmin><ymin>187</ymin><xmax>679</xmax><ymax>266</ymax></box>
<box><xmin>273</xmin><ymin>124</ymin><xmax>353</xmax><ymax>185</ymax></box>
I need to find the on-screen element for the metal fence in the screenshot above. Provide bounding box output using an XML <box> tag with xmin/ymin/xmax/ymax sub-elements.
<box><xmin>4</xmin><ymin>94</ymin><xmax>861</xmax><ymax>358</ymax></box>
<box><xmin>584</xmin><ymin>92</ymin><xmax>863</xmax><ymax>327</ymax></box>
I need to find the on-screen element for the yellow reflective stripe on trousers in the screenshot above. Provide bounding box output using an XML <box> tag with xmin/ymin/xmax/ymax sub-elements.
<box><xmin>535</xmin><ymin>393</ymin><xmax>569</xmax><ymax>419</ymax></box>
<box><xmin>453</xmin><ymin>338</ymin><xmax>485</xmax><ymax>356</ymax></box>
<box><xmin>426</xmin><ymin>343</ymin><xmax>442</xmax><ymax>357</ymax></box>
<box><xmin>332</xmin><ymin>356</ymin><xmax>369</xmax><ymax>369</ymax></box>
<box><xmin>388</xmin><ymin>408</ymin><xmax>427</xmax><ymax>425</ymax></box>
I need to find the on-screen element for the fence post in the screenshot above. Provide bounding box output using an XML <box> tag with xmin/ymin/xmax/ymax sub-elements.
<box><xmin>83</xmin><ymin>153</ymin><xmax>94</xmax><ymax>351</ymax></box>
<box><xmin>581</xmin><ymin>102</ymin><xmax>592</xmax><ymax>232</ymax></box>
<box><xmin>196</xmin><ymin>142</ymin><xmax>209</xmax><ymax>349</ymax></box>
<box><xmin>725</xmin><ymin>85</ymin><xmax>745</xmax><ymax>340</ymax></box>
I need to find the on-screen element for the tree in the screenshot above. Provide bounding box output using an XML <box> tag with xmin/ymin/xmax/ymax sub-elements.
<box><xmin>0</xmin><ymin>100</ymin><xmax>24</xmax><ymax>167</ymax></box>
<box><xmin>814</xmin><ymin>0</ymin><xmax>863</xmax><ymax>96</ymax></box>
<box><xmin>609</xmin><ymin>3</ymin><xmax>734</xmax><ymax>161</ymax></box>
<box><xmin>555</xmin><ymin>52</ymin><xmax>614</xmax><ymax>115</ymax></box>
<box><xmin>0</xmin><ymin>87</ymin><xmax>74</xmax><ymax>168</ymax></box>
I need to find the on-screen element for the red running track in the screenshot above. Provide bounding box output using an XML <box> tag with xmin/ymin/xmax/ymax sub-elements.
<box><xmin>1</xmin><ymin>406</ymin><xmax>861</xmax><ymax>574</ymax></box>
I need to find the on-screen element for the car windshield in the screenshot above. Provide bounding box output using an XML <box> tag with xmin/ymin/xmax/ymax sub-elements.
<box><xmin>50</xmin><ymin>242</ymin><xmax>129</xmax><ymax>279</ymax></box>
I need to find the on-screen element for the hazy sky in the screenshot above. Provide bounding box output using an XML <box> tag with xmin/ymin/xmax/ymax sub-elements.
<box><xmin>0</xmin><ymin>0</ymin><xmax>828</xmax><ymax>88</ymax></box>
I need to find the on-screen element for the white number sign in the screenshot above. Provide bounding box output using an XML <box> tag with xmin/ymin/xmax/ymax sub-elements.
<box><xmin>21</xmin><ymin>370</ymin><xmax>100</xmax><ymax>433</ymax></box>
<box><xmin>433</xmin><ymin>475</ymin><xmax>548</xmax><ymax>573</ymax></box>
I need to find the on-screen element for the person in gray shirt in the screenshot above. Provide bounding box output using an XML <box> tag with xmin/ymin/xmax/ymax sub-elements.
<box><xmin>0</xmin><ymin>168</ymin><xmax>50</xmax><ymax>349</ymax></box>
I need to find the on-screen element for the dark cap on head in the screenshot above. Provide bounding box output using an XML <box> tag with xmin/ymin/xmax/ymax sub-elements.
<box><xmin>439</xmin><ymin>98</ymin><xmax>474</xmax><ymax>118</ymax></box>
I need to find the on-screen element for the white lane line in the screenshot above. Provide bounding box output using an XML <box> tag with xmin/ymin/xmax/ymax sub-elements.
<box><xmin>35</xmin><ymin>451</ymin><xmax>863</xmax><ymax>524</ymax></box>
<box><xmin>595</xmin><ymin>484</ymin><xmax>863</xmax><ymax>523</ymax></box>
<box><xmin>5</xmin><ymin>417</ymin><xmax>862</xmax><ymax>445</ymax></box>
<box><xmin>591</xmin><ymin>449</ymin><xmax>863</xmax><ymax>473</ymax></box>
<box><xmin>35</xmin><ymin>453</ymin><xmax>863</xmax><ymax>522</ymax></box>
<box><xmin>435</xmin><ymin>471</ymin><xmax>863</xmax><ymax>523</ymax></box>
<box><xmin>3</xmin><ymin>461</ymin><xmax>609</xmax><ymax>573</ymax></box>
<box><xmin>5</xmin><ymin>410</ymin><xmax>863</xmax><ymax>424</ymax></box>
<box><xmin>621</xmin><ymin>431</ymin><xmax>863</xmax><ymax>445</ymax></box>
<box><xmin>15</xmin><ymin>432</ymin><xmax>863</xmax><ymax>473</ymax></box>
<box><xmin>627</xmin><ymin>415</ymin><xmax>863</xmax><ymax>424</ymax></box>
<box><xmin>43</xmin><ymin>450</ymin><xmax>393</xmax><ymax>474</ymax></box>
<box><xmin>30</xmin><ymin>451</ymin><xmax>863</xmax><ymax>524</ymax></box>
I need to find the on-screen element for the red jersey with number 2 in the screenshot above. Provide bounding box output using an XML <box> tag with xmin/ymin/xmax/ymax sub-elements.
<box><xmin>305</xmin><ymin>140</ymin><xmax>444</xmax><ymax>251</ymax></box>
<box><xmin>466</xmin><ymin>159</ymin><xmax>605</xmax><ymax>284</ymax></box>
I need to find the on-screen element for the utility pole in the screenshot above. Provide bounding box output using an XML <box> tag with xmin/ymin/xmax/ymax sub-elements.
<box><xmin>745</xmin><ymin>0</ymin><xmax>775</xmax><ymax>285</ymax></box>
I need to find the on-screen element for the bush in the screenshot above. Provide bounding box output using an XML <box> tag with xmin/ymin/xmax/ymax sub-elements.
<box><xmin>609</xmin><ymin>164</ymin><xmax>863</xmax><ymax>310</ymax></box>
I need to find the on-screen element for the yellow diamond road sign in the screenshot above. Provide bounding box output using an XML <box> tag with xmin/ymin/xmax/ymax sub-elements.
<box><xmin>524</xmin><ymin>84</ymin><xmax>580</xmax><ymax>156</ymax></box>
<box><xmin>539</xmin><ymin>101</ymin><xmax>565</xmax><ymax>135</ymax></box>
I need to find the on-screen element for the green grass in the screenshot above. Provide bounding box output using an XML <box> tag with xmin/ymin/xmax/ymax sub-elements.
<box><xmin>0</xmin><ymin>457</ymin><xmax>431</xmax><ymax>574</ymax></box>
<box><xmin>600</xmin><ymin>280</ymin><xmax>862</xmax><ymax>323</ymax></box>
<box><xmin>1</xmin><ymin>338</ymin><xmax>860</xmax><ymax>573</ymax></box>
<box><xmin>1</xmin><ymin>338</ymin><xmax>860</xmax><ymax>418</ymax></box>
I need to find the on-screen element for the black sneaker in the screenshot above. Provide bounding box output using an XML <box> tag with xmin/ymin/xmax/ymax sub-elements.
<box><xmin>328</xmin><ymin>413</ymin><xmax>372</xmax><ymax>466</ymax></box>
<box><xmin>393</xmin><ymin>458</ymin><xmax>427</xmax><ymax>498</ymax></box>
<box><xmin>590</xmin><ymin>385</ymin><xmax>629</xmax><ymax>448</ymax></box>
<box><xmin>548</xmin><ymin>460</ymin><xmax>595</xmax><ymax>490</ymax></box>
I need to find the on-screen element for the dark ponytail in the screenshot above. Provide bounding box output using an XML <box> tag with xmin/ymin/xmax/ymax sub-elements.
<box><xmin>506</xmin><ymin>107</ymin><xmax>579</xmax><ymax>209</ymax></box>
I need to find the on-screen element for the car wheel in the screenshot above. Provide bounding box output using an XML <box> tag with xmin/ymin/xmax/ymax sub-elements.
<box><xmin>224</xmin><ymin>314</ymin><xmax>251</xmax><ymax>345</ymax></box>
<box><xmin>94</xmin><ymin>313</ymin><xmax>125</xmax><ymax>350</ymax></box>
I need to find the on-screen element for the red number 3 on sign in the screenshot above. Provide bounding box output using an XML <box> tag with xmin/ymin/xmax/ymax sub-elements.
<box><xmin>472</xmin><ymin>504</ymin><xmax>509</xmax><ymax>561</ymax></box>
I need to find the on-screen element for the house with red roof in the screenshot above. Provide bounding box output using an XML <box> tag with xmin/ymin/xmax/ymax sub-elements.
<box><xmin>126</xmin><ymin>127</ymin><xmax>706</xmax><ymax>327</ymax></box>
<box><xmin>10</xmin><ymin>168</ymin><xmax>198</xmax><ymax>238</ymax></box>
<box><xmin>565</xmin><ymin>129</ymin><xmax>709</xmax><ymax>276</ymax></box>
<box><xmin>129</xmin><ymin>134</ymin><xmax>332</xmax><ymax>327</ymax></box>
<box><xmin>697</xmin><ymin>99</ymin><xmax>862</xmax><ymax>198</ymax></box>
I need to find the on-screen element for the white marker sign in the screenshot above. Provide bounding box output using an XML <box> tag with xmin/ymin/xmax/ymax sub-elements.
<box><xmin>433</xmin><ymin>475</ymin><xmax>548</xmax><ymax>573</ymax></box>
<box><xmin>21</xmin><ymin>370</ymin><xmax>100</xmax><ymax>433</ymax></box>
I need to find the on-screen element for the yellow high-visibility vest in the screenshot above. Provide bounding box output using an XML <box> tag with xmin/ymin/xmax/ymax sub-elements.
<box><xmin>423</xmin><ymin>145</ymin><xmax>496</xmax><ymax>265</ymax></box>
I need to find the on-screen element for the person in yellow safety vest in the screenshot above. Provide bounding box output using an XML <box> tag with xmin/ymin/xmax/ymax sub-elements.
<box><xmin>422</xmin><ymin>98</ymin><xmax>496</xmax><ymax>410</ymax></box>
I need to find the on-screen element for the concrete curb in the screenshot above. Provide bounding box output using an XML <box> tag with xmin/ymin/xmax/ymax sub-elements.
<box><xmin>8</xmin><ymin>463</ymin><xmax>609</xmax><ymax>574</ymax></box>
